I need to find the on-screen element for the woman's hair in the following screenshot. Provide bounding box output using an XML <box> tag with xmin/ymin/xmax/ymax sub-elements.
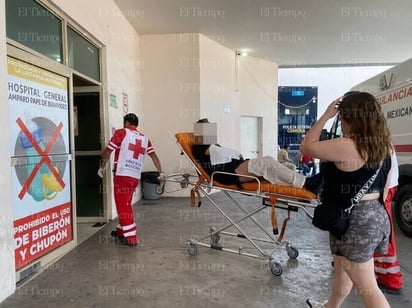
<box><xmin>339</xmin><ymin>92</ymin><xmax>391</xmax><ymax>165</ymax></box>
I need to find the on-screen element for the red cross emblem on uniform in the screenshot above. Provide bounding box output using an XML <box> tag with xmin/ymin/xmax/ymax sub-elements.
<box><xmin>128</xmin><ymin>138</ymin><xmax>146</xmax><ymax>159</ymax></box>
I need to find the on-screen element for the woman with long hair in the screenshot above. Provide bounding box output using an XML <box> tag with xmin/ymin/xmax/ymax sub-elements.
<box><xmin>301</xmin><ymin>92</ymin><xmax>392</xmax><ymax>308</ymax></box>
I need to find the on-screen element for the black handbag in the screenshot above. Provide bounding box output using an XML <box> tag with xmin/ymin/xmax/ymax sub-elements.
<box><xmin>312</xmin><ymin>165</ymin><xmax>381</xmax><ymax>238</ymax></box>
<box><xmin>312</xmin><ymin>203</ymin><xmax>350</xmax><ymax>238</ymax></box>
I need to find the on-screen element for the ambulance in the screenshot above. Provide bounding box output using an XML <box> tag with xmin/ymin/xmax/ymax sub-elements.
<box><xmin>330</xmin><ymin>58</ymin><xmax>412</xmax><ymax>238</ymax></box>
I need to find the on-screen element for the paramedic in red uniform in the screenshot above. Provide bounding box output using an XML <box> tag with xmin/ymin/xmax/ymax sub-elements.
<box><xmin>98</xmin><ymin>113</ymin><xmax>163</xmax><ymax>246</ymax></box>
<box><xmin>374</xmin><ymin>150</ymin><xmax>403</xmax><ymax>294</ymax></box>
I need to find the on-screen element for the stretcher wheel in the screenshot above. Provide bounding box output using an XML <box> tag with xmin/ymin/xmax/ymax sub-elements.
<box><xmin>211</xmin><ymin>233</ymin><xmax>220</xmax><ymax>244</ymax></box>
<box><xmin>155</xmin><ymin>184</ymin><xmax>165</xmax><ymax>194</ymax></box>
<box><xmin>269</xmin><ymin>259</ymin><xmax>282</xmax><ymax>276</ymax></box>
<box><xmin>286</xmin><ymin>245</ymin><xmax>299</xmax><ymax>259</ymax></box>
<box><xmin>180</xmin><ymin>173</ymin><xmax>190</xmax><ymax>188</ymax></box>
<box><xmin>187</xmin><ymin>242</ymin><xmax>198</xmax><ymax>256</ymax></box>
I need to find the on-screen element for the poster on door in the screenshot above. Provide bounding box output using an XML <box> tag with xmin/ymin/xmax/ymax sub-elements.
<box><xmin>8</xmin><ymin>56</ymin><xmax>73</xmax><ymax>269</ymax></box>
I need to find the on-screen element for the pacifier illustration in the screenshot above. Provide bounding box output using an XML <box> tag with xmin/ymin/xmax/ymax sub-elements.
<box><xmin>41</xmin><ymin>166</ymin><xmax>63</xmax><ymax>200</ymax></box>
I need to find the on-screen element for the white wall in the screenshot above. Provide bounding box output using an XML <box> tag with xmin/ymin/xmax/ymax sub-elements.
<box><xmin>140</xmin><ymin>33</ymin><xmax>200</xmax><ymax>186</ymax></box>
<box><xmin>278</xmin><ymin>66</ymin><xmax>391</xmax><ymax>128</ymax></box>
<box><xmin>237</xmin><ymin>56</ymin><xmax>278</xmax><ymax>156</ymax></box>
<box><xmin>198</xmin><ymin>36</ymin><xmax>238</xmax><ymax>148</ymax></box>
<box><xmin>140</xmin><ymin>34</ymin><xmax>278</xmax><ymax>196</ymax></box>
<box><xmin>198</xmin><ymin>37</ymin><xmax>277</xmax><ymax>156</ymax></box>
<box><xmin>0</xmin><ymin>0</ymin><xmax>17</xmax><ymax>302</ymax></box>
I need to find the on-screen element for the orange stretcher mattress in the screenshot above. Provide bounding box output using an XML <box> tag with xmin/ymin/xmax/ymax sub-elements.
<box><xmin>175</xmin><ymin>132</ymin><xmax>316</xmax><ymax>200</ymax></box>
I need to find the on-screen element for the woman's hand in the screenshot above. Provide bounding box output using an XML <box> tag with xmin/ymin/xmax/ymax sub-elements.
<box><xmin>322</xmin><ymin>99</ymin><xmax>340</xmax><ymax>119</ymax></box>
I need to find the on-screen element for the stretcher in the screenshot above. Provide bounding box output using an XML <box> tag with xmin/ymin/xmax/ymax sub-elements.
<box><xmin>169</xmin><ymin>132</ymin><xmax>319</xmax><ymax>276</ymax></box>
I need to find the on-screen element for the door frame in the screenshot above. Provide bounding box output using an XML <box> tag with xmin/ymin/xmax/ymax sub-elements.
<box><xmin>73</xmin><ymin>85</ymin><xmax>108</xmax><ymax>223</ymax></box>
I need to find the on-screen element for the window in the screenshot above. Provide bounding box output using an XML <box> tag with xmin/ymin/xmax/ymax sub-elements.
<box><xmin>67</xmin><ymin>27</ymin><xmax>100</xmax><ymax>81</ymax></box>
<box><xmin>6</xmin><ymin>0</ymin><xmax>63</xmax><ymax>63</ymax></box>
<box><xmin>6</xmin><ymin>0</ymin><xmax>101</xmax><ymax>82</ymax></box>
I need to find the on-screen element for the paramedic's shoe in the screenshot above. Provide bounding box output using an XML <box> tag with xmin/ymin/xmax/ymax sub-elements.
<box><xmin>304</xmin><ymin>173</ymin><xmax>324</xmax><ymax>195</ymax></box>
<box><xmin>119</xmin><ymin>236</ymin><xmax>138</xmax><ymax>247</ymax></box>
<box><xmin>110</xmin><ymin>230</ymin><xmax>122</xmax><ymax>239</ymax></box>
<box><xmin>377</xmin><ymin>282</ymin><xmax>402</xmax><ymax>295</ymax></box>
<box><xmin>306</xmin><ymin>299</ymin><xmax>326</xmax><ymax>308</ymax></box>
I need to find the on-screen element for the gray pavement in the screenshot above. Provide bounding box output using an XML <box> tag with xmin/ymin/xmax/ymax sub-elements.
<box><xmin>1</xmin><ymin>192</ymin><xmax>411</xmax><ymax>308</ymax></box>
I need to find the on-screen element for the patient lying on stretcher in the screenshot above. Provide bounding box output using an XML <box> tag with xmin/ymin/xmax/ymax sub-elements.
<box><xmin>192</xmin><ymin>144</ymin><xmax>323</xmax><ymax>195</ymax></box>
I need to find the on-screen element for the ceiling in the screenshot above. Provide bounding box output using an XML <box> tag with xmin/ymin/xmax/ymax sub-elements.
<box><xmin>114</xmin><ymin>0</ymin><xmax>412</xmax><ymax>68</ymax></box>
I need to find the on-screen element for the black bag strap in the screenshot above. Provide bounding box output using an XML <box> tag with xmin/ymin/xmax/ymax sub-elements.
<box><xmin>344</xmin><ymin>164</ymin><xmax>382</xmax><ymax>214</ymax></box>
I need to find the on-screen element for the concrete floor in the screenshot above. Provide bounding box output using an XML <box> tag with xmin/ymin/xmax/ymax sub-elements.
<box><xmin>1</xmin><ymin>192</ymin><xmax>411</xmax><ymax>308</ymax></box>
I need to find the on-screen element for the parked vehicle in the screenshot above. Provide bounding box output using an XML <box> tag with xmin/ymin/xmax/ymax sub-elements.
<box><xmin>329</xmin><ymin>58</ymin><xmax>412</xmax><ymax>238</ymax></box>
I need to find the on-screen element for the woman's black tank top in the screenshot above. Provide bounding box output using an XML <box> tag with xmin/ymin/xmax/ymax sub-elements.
<box><xmin>321</xmin><ymin>157</ymin><xmax>391</xmax><ymax>209</ymax></box>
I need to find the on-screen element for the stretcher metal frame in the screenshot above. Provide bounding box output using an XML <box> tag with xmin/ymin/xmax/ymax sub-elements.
<box><xmin>169</xmin><ymin>133</ymin><xmax>319</xmax><ymax>276</ymax></box>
